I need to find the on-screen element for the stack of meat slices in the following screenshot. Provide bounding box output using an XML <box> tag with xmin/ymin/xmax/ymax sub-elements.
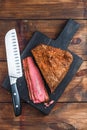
<box><xmin>23</xmin><ymin>43</ymin><xmax>73</xmax><ymax>104</ymax></box>
<box><xmin>23</xmin><ymin>57</ymin><xmax>49</xmax><ymax>103</ymax></box>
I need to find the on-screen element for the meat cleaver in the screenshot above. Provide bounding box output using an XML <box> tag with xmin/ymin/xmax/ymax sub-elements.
<box><xmin>5</xmin><ymin>29</ymin><xmax>23</xmax><ymax>116</ymax></box>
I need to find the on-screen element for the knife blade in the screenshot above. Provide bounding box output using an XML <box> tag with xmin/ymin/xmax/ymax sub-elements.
<box><xmin>5</xmin><ymin>29</ymin><xmax>22</xmax><ymax>116</ymax></box>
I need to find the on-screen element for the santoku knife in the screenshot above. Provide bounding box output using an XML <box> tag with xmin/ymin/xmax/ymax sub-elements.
<box><xmin>5</xmin><ymin>29</ymin><xmax>22</xmax><ymax>116</ymax></box>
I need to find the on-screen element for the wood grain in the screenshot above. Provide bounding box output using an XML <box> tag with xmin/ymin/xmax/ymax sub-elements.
<box><xmin>0</xmin><ymin>103</ymin><xmax>87</xmax><ymax>130</ymax></box>
<box><xmin>0</xmin><ymin>20</ymin><xmax>86</xmax><ymax>60</ymax></box>
<box><xmin>0</xmin><ymin>0</ymin><xmax>86</xmax><ymax>19</ymax></box>
<box><xmin>0</xmin><ymin>0</ymin><xmax>87</xmax><ymax>130</ymax></box>
<box><xmin>0</xmin><ymin>1</ymin><xmax>87</xmax><ymax>130</ymax></box>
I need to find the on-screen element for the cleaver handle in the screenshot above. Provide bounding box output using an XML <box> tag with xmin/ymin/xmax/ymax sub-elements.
<box><xmin>11</xmin><ymin>83</ymin><xmax>21</xmax><ymax>116</ymax></box>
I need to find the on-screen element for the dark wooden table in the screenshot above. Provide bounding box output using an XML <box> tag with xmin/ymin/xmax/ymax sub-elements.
<box><xmin>0</xmin><ymin>1</ymin><xmax>87</xmax><ymax>130</ymax></box>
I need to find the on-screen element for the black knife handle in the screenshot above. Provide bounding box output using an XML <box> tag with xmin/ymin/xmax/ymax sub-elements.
<box><xmin>11</xmin><ymin>83</ymin><xmax>21</xmax><ymax>116</ymax></box>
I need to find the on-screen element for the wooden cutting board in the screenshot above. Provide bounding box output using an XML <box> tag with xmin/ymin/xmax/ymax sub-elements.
<box><xmin>3</xmin><ymin>19</ymin><xmax>83</xmax><ymax>114</ymax></box>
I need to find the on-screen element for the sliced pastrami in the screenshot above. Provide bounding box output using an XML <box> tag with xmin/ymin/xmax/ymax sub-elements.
<box><xmin>23</xmin><ymin>57</ymin><xmax>49</xmax><ymax>103</ymax></box>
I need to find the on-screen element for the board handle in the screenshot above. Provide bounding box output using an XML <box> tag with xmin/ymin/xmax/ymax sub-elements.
<box><xmin>53</xmin><ymin>19</ymin><xmax>80</xmax><ymax>49</ymax></box>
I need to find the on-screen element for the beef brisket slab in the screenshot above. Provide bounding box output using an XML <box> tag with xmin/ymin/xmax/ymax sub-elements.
<box><xmin>32</xmin><ymin>44</ymin><xmax>73</xmax><ymax>93</ymax></box>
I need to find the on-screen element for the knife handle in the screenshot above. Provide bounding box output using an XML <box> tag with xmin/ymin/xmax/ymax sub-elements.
<box><xmin>11</xmin><ymin>83</ymin><xmax>21</xmax><ymax>116</ymax></box>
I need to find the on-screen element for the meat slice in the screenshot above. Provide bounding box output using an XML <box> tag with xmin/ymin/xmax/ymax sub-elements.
<box><xmin>23</xmin><ymin>57</ymin><xmax>49</xmax><ymax>103</ymax></box>
<box><xmin>31</xmin><ymin>44</ymin><xmax>73</xmax><ymax>93</ymax></box>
